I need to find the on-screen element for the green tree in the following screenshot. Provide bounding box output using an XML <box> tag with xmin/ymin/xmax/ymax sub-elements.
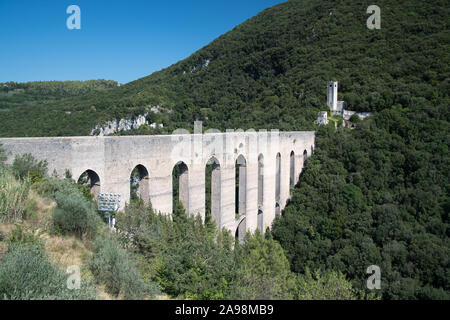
<box><xmin>296</xmin><ymin>269</ymin><xmax>366</xmax><ymax>300</ymax></box>
<box><xmin>12</xmin><ymin>153</ymin><xmax>48</xmax><ymax>183</ymax></box>
<box><xmin>51</xmin><ymin>187</ymin><xmax>101</xmax><ymax>240</ymax></box>
<box><xmin>229</xmin><ymin>233</ymin><xmax>297</xmax><ymax>299</ymax></box>
<box><xmin>349</xmin><ymin>114</ymin><xmax>361</xmax><ymax>123</ymax></box>
<box><xmin>89</xmin><ymin>236</ymin><xmax>159</xmax><ymax>299</ymax></box>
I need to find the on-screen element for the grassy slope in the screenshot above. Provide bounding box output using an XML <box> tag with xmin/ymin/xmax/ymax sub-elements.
<box><xmin>0</xmin><ymin>191</ymin><xmax>122</xmax><ymax>300</ymax></box>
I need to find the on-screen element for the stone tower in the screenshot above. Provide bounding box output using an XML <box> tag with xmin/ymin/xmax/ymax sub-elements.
<box><xmin>327</xmin><ymin>81</ymin><xmax>338</xmax><ymax>112</ymax></box>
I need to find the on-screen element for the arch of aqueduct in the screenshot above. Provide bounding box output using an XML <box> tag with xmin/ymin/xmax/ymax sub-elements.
<box><xmin>0</xmin><ymin>130</ymin><xmax>315</xmax><ymax>236</ymax></box>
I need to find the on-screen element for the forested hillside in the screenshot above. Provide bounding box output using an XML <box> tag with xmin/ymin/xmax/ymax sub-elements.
<box><xmin>0</xmin><ymin>0</ymin><xmax>448</xmax><ymax>136</ymax></box>
<box><xmin>0</xmin><ymin>0</ymin><xmax>448</xmax><ymax>300</ymax></box>
<box><xmin>0</xmin><ymin>80</ymin><xmax>119</xmax><ymax>117</ymax></box>
<box><xmin>273</xmin><ymin>109</ymin><xmax>449</xmax><ymax>299</ymax></box>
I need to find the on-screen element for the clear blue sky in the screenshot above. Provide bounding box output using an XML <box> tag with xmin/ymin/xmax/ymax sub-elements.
<box><xmin>0</xmin><ymin>0</ymin><xmax>285</xmax><ymax>84</ymax></box>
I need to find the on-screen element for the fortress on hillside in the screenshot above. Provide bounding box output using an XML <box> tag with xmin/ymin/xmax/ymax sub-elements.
<box><xmin>316</xmin><ymin>81</ymin><xmax>373</xmax><ymax>126</ymax></box>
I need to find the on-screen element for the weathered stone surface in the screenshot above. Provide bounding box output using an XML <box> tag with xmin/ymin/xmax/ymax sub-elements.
<box><xmin>0</xmin><ymin>131</ymin><xmax>315</xmax><ymax>235</ymax></box>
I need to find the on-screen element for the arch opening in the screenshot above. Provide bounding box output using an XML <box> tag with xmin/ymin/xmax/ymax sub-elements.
<box><xmin>205</xmin><ymin>157</ymin><xmax>221</xmax><ymax>227</ymax></box>
<box><xmin>303</xmin><ymin>150</ymin><xmax>308</xmax><ymax>168</ymax></box>
<box><xmin>257</xmin><ymin>154</ymin><xmax>264</xmax><ymax>232</ymax></box>
<box><xmin>235</xmin><ymin>155</ymin><xmax>247</xmax><ymax>216</ymax></box>
<box><xmin>235</xmin><ymin>216</ymin><xmax>246</xmax><ymax>243</ymax></box>
<box><xmin>290</xmin><ymin>151</ymin><xmax>295</xmax><ymax>188</ymax></box>
<box><xmin>130</xmin><ymin>165</ymin><xmax>150</xmax><ymax>204</ymax></box>
<box><xmin>235</xmin><ymin>155</ymin><xmax>247</xmax><ymax>241</ymax></box>
<box><xmin>257</xmin><ymin>209</ymin><xmax>263</xmax><ymax>233</ymax></box>
<box><xmin>275</xmin><ymin>153</ymin><xmax>281</xmax><ymax>204</ymax></box>
<box><xmin>77</xmin><ymin>170</ymin><xmax>100</xmax><ymax>199</ymax></box>
<box><xmin>172</xmin><ymin>161</ymin><xmax>189</xmax><ymax>215</ymax></box>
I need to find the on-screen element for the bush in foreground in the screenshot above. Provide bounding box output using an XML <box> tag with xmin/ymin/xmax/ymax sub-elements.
<box><xmin>0</xmin><ymin>245</ymin><xmax>97</xmax><ymax>300</ymax></box>
<box><xmin>35</xmin><ymin>177</ymin><xmax>101</xmax><ymax>239</ymax></box>
<box><xmin>89</xmin><ymin>237</ymin><xmax>160</xmax><ymax>299</ymax></box>
<box><xmin>0</xmin><ymin>167</ymin><xmax>30</xmax><ymax>222</ymax></box>
<box><xmin>12</xmin><ymin>153</ymin><xmax>48</xmax><ymax>183</ymax></box>
<box><xmin>52</xmin><ymin>190</ymin><xmax>101</xmax><ymax>240</ymax></box>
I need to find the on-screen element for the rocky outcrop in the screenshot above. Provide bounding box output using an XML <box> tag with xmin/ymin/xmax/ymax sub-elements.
<box><xmin>90</xmin><ymin>113</ymin><xmax>163</xmax><ymax>136</ymax></box>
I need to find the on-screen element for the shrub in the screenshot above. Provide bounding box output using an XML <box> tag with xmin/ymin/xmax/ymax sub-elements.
<box><xmin>116</xmin><ymin>203</ymin><xmax>235</xmax><ymax>300</ymax></box>
<box><xmin>0</xmin><ymin>245</ymin><xmax>97</xmax><ymax>300</ymax></box>
<box><xmin>12</xmin><ymin>153</ymin><xmax>48</xmax><ymax>183</ymax></box>
<box><xmin>349</xmin><ymin>114</ymin><xmax>361</xmax><ymax>123</ymax></box>
<box><xmin>77</xmin><ymin>185</ymin><xmax>95</xmax><ymax>203</ymax></box>
<box><xmin>296</xmin><ymin>269</ymin><xmax>369</xmax><ymax>300</ymax></box>
<box><xmin>34</xmin><ymin>177</ymin><xmax>76</xmax><ymax>199</ymax></box>
<box><xmin>35</xmin><ymin>176</ymin><xmax>94</xmax><ymax>203</ymax></box>
<box><xmin>35</xmin><ymin>176</ymin><xmax>101</xmax><ymax>239</ymax></box>
<box><xmin>52</xmin><ymin>191</ymin><xmax>100</xmax><ymax>239</ymax></box>
<box><xmin>0</xmin><ymin>167</ymin><xmax>30</xmax><ymax>222</ymax></box>
<box><xmin>89</xmin><ymin>237</ymin><xmax>159</xmax><ymax>299</ymax></box>
<box><xmin>229</xmin><ymin>232</ymin><xmax>297</xmax><ymax>299</ymax></box>
<box><xmin>6</xmin><ymin>225</ymin><xmax>42</xmax><ymax>248</ymax></box>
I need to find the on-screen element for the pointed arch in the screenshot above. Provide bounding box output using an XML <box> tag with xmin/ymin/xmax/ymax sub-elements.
<box><xmin>303</xmin><ymin>149</ymin><xmax>308</xmax><ymax>168</ymax></box>
<box><xmin>235</xmin><ymin>215</ymin><xmax>246</xmax><ymax>243</ymax></box>
<box><xmin>235</xmin><ymin>154</ymin><xmax>247</xmax><ymax>216</ymax></box>
<box><xmin>235</xmin><ymin>154</ymin><xmax>247</xmax><ymax>241</ymax></box>
<box><xmin>172</xmin><ymin>161</ymin><xmax>189</xmax><ymax>214</ymax></box>
<box><xmin>77</xmin><ymin>169</ymin><xmax>100</xmax><ymax>199</ymax></box>
<box><xmin>205</xmin><ymin>156</ymin><xmax>221</xmax><ymax>226</ymax></box>
<box><xmin>258</xmin><ymin>154</ymin><xmax>264</xmax><ymax>208</ymax></box>
<box><xmin>275</xmin><ymin>152</ymin><xmax>281</xmax><ymax>203</ymax></box>
<box><xmin>275</xmin><ymin>202</ymin><xmax>281</xmax><ymax>217</ymax></box>
<box><xmin>257</xmin><ymin>154</ymin><xmax>264</xmax><ymax>232</ymax></box>
<box><xmin>290</xmin><ymin>151</ymin><xmax>295</xmax><ymax>188</ymax></box>
<box><xmin>130</xmin><ymin>164</ymin><xmax>150</xmax><ymax>204</ymax></box>
<box><xmin>257</xmin><ymin>209</ymin><xmax>264</xmax><ymax>233</ymax></box>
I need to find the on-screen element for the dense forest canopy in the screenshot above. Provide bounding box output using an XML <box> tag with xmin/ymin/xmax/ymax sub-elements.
<box><xmin>0</xmin><ymin>80</ymin><xmax>119</xmax><ymax>97</ymax></box>
<box><xmin>0</xmin><ymin>0</ymin><xmax>448</xmax><ymax>300</ymax></box>
<box><xmin>0</xmin><ymin>80</ymin><xmax>119</xmax><ymax>113</ymax></box>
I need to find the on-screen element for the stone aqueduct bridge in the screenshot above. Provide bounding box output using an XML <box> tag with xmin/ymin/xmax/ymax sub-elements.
<box><xmin>0</xmin><ymin>131</ymin><xmax>315</xmax><ymax>236</ymax></box>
